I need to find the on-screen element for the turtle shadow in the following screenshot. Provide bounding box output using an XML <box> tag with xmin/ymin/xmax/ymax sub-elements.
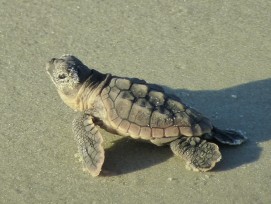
<box><xmin>103</xmin><ymin>138</ymin><xmax>172</xmax><ymax>176</ymax></box>
<box><xmin>103</xmin><ymin>78</ymin><xmax>271</xmax><ymax>175</ymax></box>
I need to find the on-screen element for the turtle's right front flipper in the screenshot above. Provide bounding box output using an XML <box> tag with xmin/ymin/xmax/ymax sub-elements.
<box><xmin>72</xmin><ymin>114</ymin><xmax>104</xmax><ymax>177</ymax></box>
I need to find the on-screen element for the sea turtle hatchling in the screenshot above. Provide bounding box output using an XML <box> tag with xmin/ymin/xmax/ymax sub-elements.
<box><xmin>46</xmin><ymin>55</ymin><xmax>247</xmax><ymax>176</ymax></box>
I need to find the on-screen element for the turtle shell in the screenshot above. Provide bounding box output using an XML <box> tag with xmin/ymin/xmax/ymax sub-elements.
<box><xmin>100</xmin><ymin>77</ymin><xmax>212</xmax><ymax>140</ymax></box>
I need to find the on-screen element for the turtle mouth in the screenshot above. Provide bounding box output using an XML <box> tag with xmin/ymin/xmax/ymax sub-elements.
<box><xmin>46</xmin><ymin>58</ymin><xmax>59</xmax><ymax>86</ymax></box>
<box><xmin>46</xmin><ymin>59</ymin><xmax>55</xmax><ymax>75</ymax></box>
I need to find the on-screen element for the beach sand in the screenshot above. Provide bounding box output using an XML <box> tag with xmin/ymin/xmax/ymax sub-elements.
<box><xmin>0</xmin><ymin>0</ymin><xmax>270</xmax><ymax>203</ymax></box>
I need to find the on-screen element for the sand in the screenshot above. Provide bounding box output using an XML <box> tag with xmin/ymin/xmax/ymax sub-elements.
<box><xmin>0</xmin><ymin>0</ymin><xmax>270</xmax><ymax>203</ymax></box>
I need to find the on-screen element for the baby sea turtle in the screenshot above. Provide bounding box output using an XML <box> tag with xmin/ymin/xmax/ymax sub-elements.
<box><xmin>46</xmin><ymin>55</ymin><xmax>247</xmax><ymax>176</ymax></box>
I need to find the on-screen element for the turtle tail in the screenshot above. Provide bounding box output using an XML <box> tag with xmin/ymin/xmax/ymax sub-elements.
<box><xmin>211</xmin><ymin>127</ymin><xmax>247</xmax><ymax>145</ymax></box>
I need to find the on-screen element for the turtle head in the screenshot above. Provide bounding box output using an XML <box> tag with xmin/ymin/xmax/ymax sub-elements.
<box><xmin>46</xmin><ymin>54</ymin><xmax>92</xmax><ymax>96</ymax></box>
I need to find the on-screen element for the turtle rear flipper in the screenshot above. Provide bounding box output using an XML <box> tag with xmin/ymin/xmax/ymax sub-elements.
<box><xmin>211</xmin><ymin>127</ymin><xmax>247</xmax><ymax>145</ymax></box>
<box><xmin>170</xmin><ymin>137</ymin><xmax>221</xmax><ymax>172</ymax></box>
<box><xmin>72</xmin><ymin>115</ymin><xmax>105</xmax><ymax>177</ymax></box>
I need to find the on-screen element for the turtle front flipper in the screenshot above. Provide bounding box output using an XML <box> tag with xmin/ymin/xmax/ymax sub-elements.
<box><xmin>72</xmin><ymin>114</ymin><xmax>104</xmax><ymax>177</ymax></box>
<box><xmin>170</xmin><ymin>137</ymin><xmax>221</xmax><ymax>172</ymax></box>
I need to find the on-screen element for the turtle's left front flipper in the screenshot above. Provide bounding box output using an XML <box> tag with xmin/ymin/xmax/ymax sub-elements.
<box><xmin>72</xmin><ymin>114</ymin><xmax>104</xmax><ymax>177</ymax></box>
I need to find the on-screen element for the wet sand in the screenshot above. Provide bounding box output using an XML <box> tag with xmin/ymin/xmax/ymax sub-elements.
<box><xmin>0</xmin><ymin>1</ymin><xmax>270</xmax><ymax>203</ymax></box>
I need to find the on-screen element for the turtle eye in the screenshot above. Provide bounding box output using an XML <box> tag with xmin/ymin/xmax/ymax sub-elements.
<box><xmin>58</xmin><ymin>74</ymin><xmax>66</xmax><ymax>79</ymax></box>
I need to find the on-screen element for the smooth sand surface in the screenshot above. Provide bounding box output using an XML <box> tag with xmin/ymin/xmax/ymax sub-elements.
<box><xmin>0</xmin><ymin>1</ymin><xmax>270</xmax><ymax>203</ymax></box>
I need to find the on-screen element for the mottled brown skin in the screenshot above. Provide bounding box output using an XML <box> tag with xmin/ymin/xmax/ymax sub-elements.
<box><xmin>46</xmin><ymin>55</ymin><xmax>247</xmax><ymax>176</ymax></box>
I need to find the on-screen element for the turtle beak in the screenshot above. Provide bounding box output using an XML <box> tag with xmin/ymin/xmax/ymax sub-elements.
<box><xmin>46</xmin><ymin>57</ymin><xmax>57</xmax><ymax>73</ymax></box>
<box><xmin>49</xmin><ymin>58</ymin><xmax>56</xmax><ymax>64</ymax></box>
<box><xmin>46</xmin><ymin>58</ymin><xmax>58</xmax><ymax>86</ymax></box>
<box><xmin>46</xmin><ymin>58</ymin><xmax>56</xmax><ymax>72</ymax></box>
